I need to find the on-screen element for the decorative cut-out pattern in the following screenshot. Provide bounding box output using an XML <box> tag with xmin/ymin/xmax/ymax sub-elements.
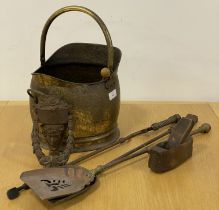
<box><xmin>41</xmin><ymin>179</ymin><xmax>71</xmax><ymax>191</ymax></box>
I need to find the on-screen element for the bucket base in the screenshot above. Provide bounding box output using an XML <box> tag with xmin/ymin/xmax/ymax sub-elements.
<box><xmin>40</xmin><ymin>127</ymin><xmax>120</xmax><ymax>153</ymax></box>
<box><xmin>71</xmin><ymin>127</ymin><xmax>120</xmax><ymax>152</ymax></box>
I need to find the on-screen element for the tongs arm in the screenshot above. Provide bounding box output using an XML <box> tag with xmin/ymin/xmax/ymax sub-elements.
<box><xmin>92</xmin><ymin>130</ymin><xmax>170</xmax><ymax>175</ymax></box>
<box><xmin>68</xmin><ymin>114</ymin><xmax>181</xmax><ymax>166</ymax></box>
<box><xmin>92</xmin><ymin>122</ymin><xmax>211</xmax><ymax>175</ymax></box>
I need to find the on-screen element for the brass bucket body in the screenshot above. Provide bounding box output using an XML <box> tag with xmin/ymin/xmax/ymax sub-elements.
<box><xmin>28</xmin><ymin>6</ymin><xmax>122</xmax><ymax>166</ymax></box>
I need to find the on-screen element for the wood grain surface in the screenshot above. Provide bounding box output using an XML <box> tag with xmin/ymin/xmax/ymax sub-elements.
<box><xmin>0</xmin><ymin>102</ymin><xmax>219</xmax><ymax>210</ymax></box>
<box><xmin>210</xmin><ymin>102</ymin><xmax>219</xmax><ymax>118</ymax></box>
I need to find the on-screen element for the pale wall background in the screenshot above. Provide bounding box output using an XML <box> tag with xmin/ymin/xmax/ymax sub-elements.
<box><xmin>0</xmin><ymin>0</ymin><xmax>219</xmax><ymax>101</ymax></box>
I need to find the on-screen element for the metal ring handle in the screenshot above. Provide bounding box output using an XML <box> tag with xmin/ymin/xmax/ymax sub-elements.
<box><xmin>40</xmin><ymin>5</ymin><xmax>114</xmax><ymax>70</ymax></box>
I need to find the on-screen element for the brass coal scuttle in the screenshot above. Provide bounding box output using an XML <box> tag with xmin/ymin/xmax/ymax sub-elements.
<box><xmin>27</xmin><ymin>6</ymin><xmax>122</xmax><ymax>167</ymax></box>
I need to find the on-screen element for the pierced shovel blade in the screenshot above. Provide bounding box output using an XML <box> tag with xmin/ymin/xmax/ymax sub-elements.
<box><xmin>20</xmin><ymin>166</ymin><xmax>95</xmax><ymax>200</ymax></box>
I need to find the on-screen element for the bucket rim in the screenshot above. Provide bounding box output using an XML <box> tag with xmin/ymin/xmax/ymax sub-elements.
<box><xmin>32</xmin><ymin>43</ymin><xmax>121</xmax><ymax>85</ymax></box>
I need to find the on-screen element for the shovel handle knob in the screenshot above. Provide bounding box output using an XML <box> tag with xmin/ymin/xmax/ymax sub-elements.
<box><xmin>7</xmin><ymin>184</ymin><xmax>29</xmax><ymax>200</ymax></box>
<box><xmin>198</xmin><ymin>123</ymin><xmax>211</xmax><ymax>133</ymax></box>
<box><xmin>191</xmin><ymin>123</ymin><xmax>211</xmax><ymax>136</ymax></box>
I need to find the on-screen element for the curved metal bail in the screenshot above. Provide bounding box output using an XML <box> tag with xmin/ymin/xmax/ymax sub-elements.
<box><xmin>40</xmin><ymin>5</ymin><xmax>114</xmax><ymax>71</ymax></box>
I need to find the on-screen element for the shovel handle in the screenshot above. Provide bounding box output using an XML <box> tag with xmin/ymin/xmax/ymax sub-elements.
<box><xmin>40</xmin><ymin>5</ymin><xmax>114</xmax><ymax>71</ymax></box>
<box><xmin>151</xmin><ymin>114</ymin><xmax>181</xmax><ymax>130</ymax></box>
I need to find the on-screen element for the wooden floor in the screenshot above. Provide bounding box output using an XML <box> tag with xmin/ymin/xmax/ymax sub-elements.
<box><xmin>0</xmin><ymin>101</ymin><xmax>219</xmax><ymax>210</ymax></box>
